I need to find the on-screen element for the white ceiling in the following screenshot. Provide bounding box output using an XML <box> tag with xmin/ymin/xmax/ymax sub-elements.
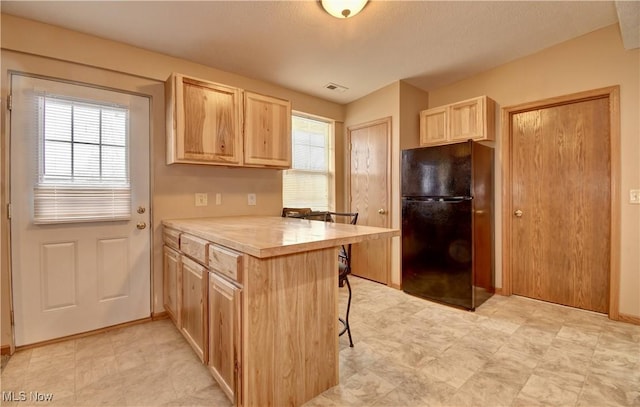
<box><xmin>1</xmin><ymin>1</ymin><xmax>623</xmax><ymax>104</ymax></box>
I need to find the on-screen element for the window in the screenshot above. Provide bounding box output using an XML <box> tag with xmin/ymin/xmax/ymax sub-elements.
<box><xmin>283</xmin><ymin>114</ymin><xmax>333</xmax><ymax>211</ymax></box>
<box><xmin>33</xmin><ymin>95</ymin><xmax>131</xmax><ymax>224</ymax></box>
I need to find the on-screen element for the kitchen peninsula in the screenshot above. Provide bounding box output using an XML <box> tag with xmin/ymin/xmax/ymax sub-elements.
<box><xmin>162</xmin><ymin>216</ymin><xmax>399</xmax><ymax>407</ymax></box>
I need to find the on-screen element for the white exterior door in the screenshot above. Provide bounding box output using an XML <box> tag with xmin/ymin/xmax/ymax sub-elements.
<box><xmin>10</xmin><ymin>74</ymin><xmax>151</xmax><ymax>346</ymax></box>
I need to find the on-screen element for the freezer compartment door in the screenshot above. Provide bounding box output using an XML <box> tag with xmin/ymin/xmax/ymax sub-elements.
<box><xmin>401</xmin><ymin>198</ymin><xmax>473</xmax><ymax>310</ymax></box>
<box><xmin>401</xmin><ymin>142</ymin><xmax>472</xmax><ymax>197</ymax></box>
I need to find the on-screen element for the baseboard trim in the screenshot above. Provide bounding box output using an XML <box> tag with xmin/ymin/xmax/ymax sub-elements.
<box><xmin>494</xmin><ymin>287</ymin><xmax>505</xmax><ymax>296</ymax></box>
<box><xmin>15</xmin><ymin>317</ymin><xmax>153</xmax><ymax>352</ymax></box>
<box><xmin>1</xmin><ymin>345</ymin><xmax>10</xmax><ymax>355</ymax></box>
<box><xmin>617</xmin><ymin>313</ymin><xmax>640</xmax><ymax>326</ymax></box>
<box><xmin>390</xmin><ymin>283</ymin><xmax>401</xmax><ymax>290</ymax></box>
<box><xmin>152</xmin><ymin>311</ymin><xmax>169</xmax><ymax>320</ymax></box>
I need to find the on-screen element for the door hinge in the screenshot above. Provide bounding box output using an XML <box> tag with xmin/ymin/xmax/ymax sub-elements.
<box><xmin>7</xmin><ymin>203</ymin><xmax>12</xmax><ymax>219</ymax></box>
<box><xmin>7</xmin><ymin>94</ymin><xmax>12</xmax><ymax>111</ymax></box>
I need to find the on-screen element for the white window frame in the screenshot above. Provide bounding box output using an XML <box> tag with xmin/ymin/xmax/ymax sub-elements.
<box><xmin>283</xmin><ymin>112</ymin><xmax>335</xmax><ymax>211</ymax></box>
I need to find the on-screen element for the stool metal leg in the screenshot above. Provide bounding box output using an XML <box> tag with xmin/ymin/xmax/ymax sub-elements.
<box><xmin>338</xmin><ymin>275</ymin><xmax>354</xmax><ymax>347</ymax></box>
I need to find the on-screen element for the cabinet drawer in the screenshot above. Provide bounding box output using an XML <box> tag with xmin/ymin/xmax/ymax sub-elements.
<box><xmin>180</xmin><ymin>233</ymin><xmax>208</xmax><ymax>264</ymax></box>
<box><xmin>163</xmin><ymin>228</ymin><xmax>181</xmax><ymax>250</ymax></box>
<box><xmin>208</xmin><ymin>244</ymin><xmax>243</xmax><ymax>283</ymax></box>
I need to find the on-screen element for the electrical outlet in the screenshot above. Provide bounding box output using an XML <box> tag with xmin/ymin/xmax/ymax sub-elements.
<box><xmin>247</xmin><ymin>193</ymin><xmax>257</xmax><ymax>206</ymax></box>
<box><xmin>195</xmin><ymin>193</ymin><xmax>208</xmax><ymax>207</ymax></box>
<box><xmin>630</xmin><ymin>189</ymin><xmax>640</xmax><ymax>204</ymax></box>
<box><xmin>215</xmin><ymin>193</ymin><xmax>222</xmax><ymax>205</ymax></box>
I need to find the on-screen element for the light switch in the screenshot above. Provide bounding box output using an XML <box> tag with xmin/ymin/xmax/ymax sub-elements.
<box><xmin>195</xmin><ymin>193</ymin><xmax>208</xmax><ymax>207</ymax></box>
<box><xmin>630</xmin><ymin>189</ymin><xmax>640</xmax><ymax>204</ymax></box>
<box><xmin>215</xmin><ymin>193</ymin><xmax>222</xmax><ymax>205</ymax></box>
<box><xmin>248</xmin><ymin>193</ymin><xmax>257</xmax><ymax>206</ymax></box>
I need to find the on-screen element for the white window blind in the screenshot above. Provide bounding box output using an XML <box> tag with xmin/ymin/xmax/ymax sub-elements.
<box><xmin>283</xmin><ymin>115</ymin><xmax>331</xmax><ymax>211</ymax></box>
<box><xmin>33</xmin><ymin>96</ymin><xmax>130</xmax><ymax>224</ymax></box>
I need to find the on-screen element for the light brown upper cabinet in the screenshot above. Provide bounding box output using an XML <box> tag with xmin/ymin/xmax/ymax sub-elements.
<box><xmin>419</xmin><ymin>106</ymin><xmax>448</xmax><ymax>145</ymax></box>
<box><xmin>420</xmin><ymin>96</ymin><xmax>496</xmax><ymax>146</ymax></box>
<box><xmin>166</xmin><ymin>73</ymin><xmax>292</xmax><ymax>169</ymax></box>
<box><xmin>243</xmin><ymin>92</ymin><xmax>292</xmax><ymax>168</ymax></box>
<box><xmin>166</xmin><ymin>73</ymin><xmax>243</xmax><ymax>165</ymax></box>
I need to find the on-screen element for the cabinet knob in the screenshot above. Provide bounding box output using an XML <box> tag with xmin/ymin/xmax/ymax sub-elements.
<box><xmin>378</xmin><ymin>208</ymin><xmax>387</xmax><ymax>215</ymax></box>
<box><xmin>514</xmin><ymin>209</ymin><xmax>523</xmax><ymax>218</ymax></box>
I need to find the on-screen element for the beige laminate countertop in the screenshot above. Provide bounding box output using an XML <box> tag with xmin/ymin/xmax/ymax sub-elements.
<box><xmin>163</xmin><ymin>216</ymin><xmax>400</xmax><ymax>258</ymax></box>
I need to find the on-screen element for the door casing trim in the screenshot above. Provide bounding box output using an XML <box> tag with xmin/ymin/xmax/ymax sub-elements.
<box><xmin>501</xmin><ymin>86</ymin><xmax>620</xmax><ymax>319</ymax></box>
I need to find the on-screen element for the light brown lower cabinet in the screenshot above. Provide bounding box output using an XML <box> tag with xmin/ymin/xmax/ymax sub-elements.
<box><xmin>208</xmin><ymin>272</ymin><xmax>241</xmax><ymax>403</ymax></box>
<box><xmin>163</xmin><ymin>224</ymin><xmax>341</xmax><ymax>406</ymax></box>
<box><xmin>163</xmin><ymin>246</ymin><xmax>181</xmax><ymax>325</ymax></box>
<box><xmin>180</xmin><ymin>256</ymin><xmax>208</xmax><ymax>362</ymax></box>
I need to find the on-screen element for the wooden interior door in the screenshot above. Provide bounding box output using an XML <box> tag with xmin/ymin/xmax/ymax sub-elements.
<box><xmin>511</xmin><ymin>96</ymin><xmax>611</xmax><ymax>313</ymax></box>
<box><xmin>348</xmin><ymin>118</ymin><xmax>391</xmax><ymax>285</ymax></box>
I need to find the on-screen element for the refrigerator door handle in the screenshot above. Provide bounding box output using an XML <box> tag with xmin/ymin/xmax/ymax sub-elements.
<box><xmin>402</xmin><ymin>196</ymin><xmax>472</xmax><ymax>202</ymax></box>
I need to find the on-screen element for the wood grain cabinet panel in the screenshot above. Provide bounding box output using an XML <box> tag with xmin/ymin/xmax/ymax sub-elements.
<box><xmin>449</xmin><ymin>97</ymin><xmax>485</xmax><ymax>141</ymax></box>
<box><xmin>166</xmin><ymin>73</ymin><xmax>243</xmax><ymax>166</ymax></box>
<box><xmin>181</xmin><ymin>256</ymin><xmax>208</xmax><ymax>362</ymax></box>
<box><xmin>243</xmin><ymin>91</ymin><xmax>291</xmax><ymax>168</ymax></box>
<box><xmin>419</xmin><ymin>95</ymin><xmax>495</xmax><ymax>146</ymax></box>
<box><xmin>208</xmin><ymin>272</ymin><xmax>241</xmax><ymax>404</ymax></box>
<box><xmin>163</xmin><ymin>245</ymin><xmax>181</xmax><ymax>325</ymax></box>
<box><xmin>163</xmin><ymin>228</ymin><xmax>180</xmax><ymax>250</ymax></box>
<box><xmin>419</xmin><ymin>106</ymin><xmax>447</xmax><ymax>145</ymax></box>
<box><xmin>180</xmin><ymin>233</ymin><xmax>209</xmax><ymax>265</ymax></box>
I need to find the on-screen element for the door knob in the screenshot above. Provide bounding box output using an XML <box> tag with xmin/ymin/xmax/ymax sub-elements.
<box><xmin>137</xmin><ymin>206</ymin><xmax>146</xmax><ymax>214</ymax></box>
<box><xmin>514</xmin><ymin>210</ymin><xmax>523</xmax><ymax>217</ymax></box>
<box><xmin>378</xmin><ymin>209</ymin><xmax>386</xmax><ymax>214</ymax></box>
<box><xmin>136</xmin><ymin>222</ymin><xmax>147</xmax><ymax>230</ymax></box>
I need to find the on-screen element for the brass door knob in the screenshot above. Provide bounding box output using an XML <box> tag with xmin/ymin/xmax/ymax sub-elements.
<box><xmin>514</xmin><ymin>210</ymin><xmax>523</xmax><ymax>217</ymax></box>
<box><xmin>378</xmin><ymin>209</ymin><xmax>387</xmax><ymax>214</ymax></box>
<box><xmin>136</xmin><ymin>222</ymin><xmax>147</xmax><ymax>230</ymax></box>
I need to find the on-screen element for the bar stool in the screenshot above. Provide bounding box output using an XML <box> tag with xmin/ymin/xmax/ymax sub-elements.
<box><xmin>296</xmin><ymin>211</ymin><xmax>358</xmax><ymax>347</ymax></box>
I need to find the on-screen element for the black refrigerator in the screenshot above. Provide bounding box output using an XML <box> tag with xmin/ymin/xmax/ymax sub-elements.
<box><xmin>401</xmin><ymin>140</ymin><xmax>494</xmax><ymax>310</ymax></box>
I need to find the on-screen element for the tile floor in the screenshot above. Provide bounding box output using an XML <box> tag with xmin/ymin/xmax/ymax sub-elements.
<box><xmin>1</xmin><ymin>276</ymin><xmax>639</xmax><ymax>406</ymax></box>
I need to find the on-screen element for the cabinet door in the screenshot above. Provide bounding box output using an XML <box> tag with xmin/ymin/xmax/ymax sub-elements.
<box><xmin>163</xmin><ymin>246</ymin><xmax>181</xmax><ymax>325</ymax></box>
<box><xmin>243</xmin><ymin>91</ymin><xmax>291</xmax><ymax>168</ymax></box>
<box><xmin>181</xmin><ymin>256</ymin><xmax>207</xmax><ymax>362</ymax></box>
<box><xmin>208</xmin><ymin>273</ymin><xmax>241</xmax><ymax>403</ymax></box>
<box><xmin>167</xmin><ymin>73</ymin><xmax>242</xmax><ymax>165</ymax></box>
<box><xmin>449</xmin><ymin>97</ymin><xmax>484</xmax><ymax>142</ymax></box>
<box><xmin>420</xmin><ymin>107</ymin><xmax>448</xmax><ymax>146</ymax></box>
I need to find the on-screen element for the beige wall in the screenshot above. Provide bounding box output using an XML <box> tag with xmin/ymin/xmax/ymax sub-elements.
<box><xmin>427</xmin><ymin>24</ymin><xmax>640</xmax><ymax>318</ymax></box>
<box><xmin>398</xmin><ymin>81</ymin><xmax>430</xmax><ymax>151</ymax></box>
<box><xmin>344</xmin><ymin>81</ymin><xmax>429</xmax><ymax>288</ymax></box>
<box><xmin>0</xmin><ymin>14</ymin><xmax>345</xmax><ymax>347</ymax></box>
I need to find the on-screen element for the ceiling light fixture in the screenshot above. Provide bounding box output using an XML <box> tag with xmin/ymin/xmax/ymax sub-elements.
<box><xmin>321</xmin><ymin>0</ymin><xmax>368</xmax><ymax>19</ymax></box>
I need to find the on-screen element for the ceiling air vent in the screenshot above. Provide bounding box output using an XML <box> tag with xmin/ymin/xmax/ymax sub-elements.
<box><xmin>324</xmin><ymin>82</ymin><xmax>348</xmax><ymax>93</ymax></box>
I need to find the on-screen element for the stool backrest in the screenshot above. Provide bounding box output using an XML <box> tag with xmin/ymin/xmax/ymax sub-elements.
<box><xmin>300</xmin><ymin>211</ymin><xmax>358</xmax><ymax>270</ymax></box>
<box><xmin>282</xmin><ymin>207</ymin><xmax>312</xmax><ymax>218</ymax></box>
